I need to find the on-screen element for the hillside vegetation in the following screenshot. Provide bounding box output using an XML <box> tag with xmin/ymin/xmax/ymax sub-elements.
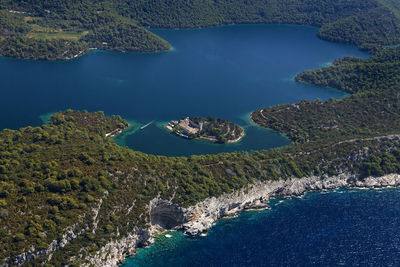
<box><xmin>2</xmin><ymin>106</ymin><xmax>400</xmax><ymax>265</ymax></box>
<box><xmin>252</xmin><ymin>47</ymin><xmax>400</xmax><ymax>143</ymax></box>
<box><xmin>1</xmin><ymin>0</ymin><xmax>400</xmax><ymax>59</ymax></box>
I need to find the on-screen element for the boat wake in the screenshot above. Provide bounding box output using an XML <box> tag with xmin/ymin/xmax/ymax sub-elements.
<box><xmin>140</xmin><ymin>121</ymin><xmax>154</xmax><ymax>130</ymax></box>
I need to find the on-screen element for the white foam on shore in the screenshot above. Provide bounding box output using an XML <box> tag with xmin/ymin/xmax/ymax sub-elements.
<box><xmin>319</xmin><ymin>61</ymin><xmax>333</xmax><ymax>67</ymax></box>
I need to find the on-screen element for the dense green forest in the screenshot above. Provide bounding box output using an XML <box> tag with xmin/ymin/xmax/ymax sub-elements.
<box><xmin>192</xmin><ymin>117</ymin><xmax>244</xmax><ymax>143</ymax></box>
<box><xmin>252</xmin><ymin>47</ymin><xmax>400</xmax><ymax>143</ymax></box>
<box><xmin>0</xmin><ymin>0</ymin><xmax>400</xmax><ymax>59</ymax></box>
<box><xmin>0</xmin><ymin>5</ymin><xmax>171</xmax><ymax>59</ymax></box>
<box><xmin>2</xmin><ymin>106</ymin><xmax>400</xmax><ymax>265</ymax></box>
<box><xmin>296</xmin><ymin>47</ymin><xmax>400</xmax><ymax>94</ymax></box>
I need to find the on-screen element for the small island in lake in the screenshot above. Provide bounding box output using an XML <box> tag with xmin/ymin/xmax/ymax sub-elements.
<box><xmin>166</xmin><ymin>117</ymin><xmax>244</xmax><ymax>143</ymax></box>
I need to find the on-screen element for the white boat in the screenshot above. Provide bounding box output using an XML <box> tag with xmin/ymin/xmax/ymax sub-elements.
<box><xmin>165</xmin><ymin>234</ymin><xmax>172</xmax><ymax>238</ymax></box>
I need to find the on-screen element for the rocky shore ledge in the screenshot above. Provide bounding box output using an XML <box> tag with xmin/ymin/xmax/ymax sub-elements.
<box><xmin>85</xmin><ymin>173</ymin><xmax>400</xmax><ymax>266</ymax></box>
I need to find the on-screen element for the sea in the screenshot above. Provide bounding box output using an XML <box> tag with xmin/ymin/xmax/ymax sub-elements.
<box><xmin>0</xmin><ymin>24</ymin><xmax>367</xmax><ymax>156</ymax></box>
<box><xmin>125</xmin><ymin>188</ymin><xmax>400</xmax><ymax>266</ymax></box>
<box><xmin>1</xmin><ymin>24</ymin><xmax>394</xmax><ymax>266</ymax></box>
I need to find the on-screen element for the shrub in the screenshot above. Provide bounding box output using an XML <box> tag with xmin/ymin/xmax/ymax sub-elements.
<box><xmin>14</xmin><ymin>233</ymin><xmax>25</xmax><ymax>242</ymax></box>
<box><xmin>44</xmin><ymin>179</ymin><xmax>71</xmax><ymax>193</ymax></box>
<box><xmin>47</xmin><ymin>196</ymin><xmax>80</xmax><ymax>210</ymax></box>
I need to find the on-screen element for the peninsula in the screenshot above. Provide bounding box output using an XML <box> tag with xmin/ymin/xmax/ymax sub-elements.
<box><xmin>1</xmin><ymin>0</ymin><xmax>400</xmax><ymax>60</ymax></box>
<box><xmin>166</xmin><ymin>117</ymin><xmax>244</xmax><ymax>144</ymax></box>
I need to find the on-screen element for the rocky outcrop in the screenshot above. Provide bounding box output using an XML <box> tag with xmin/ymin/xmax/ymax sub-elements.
<box><xmin>84</xmin><ymin>227</ymin><xmax>151</xmax><ymax>267</ymax></box>
<box><xmin>7</xmin><ymin>192</ymin><xmax>110</xmax><ymax>267</ymax></box>
<box><xmin>84</xmin><ymin>173</ymin><xmax>400</xmax><ymax>266</ymax></box>
<box><xmin>182</xmin><ymin>173</ymin><xmax>400</xmax><ymax>236</ymax></box>
<box><xmin>84</xmin><ymin>199</ymin><xmax>187</xmax><ymax>266</ymax></box>
<box><xmin>11</xmin><ymin>222</ymin><xmax>89</xmax><ymax>266</ymax></box>
<box><xmin>149</xmin><ymin>198</ymin><xmax>186</xmax><ymax>229</ymax></box>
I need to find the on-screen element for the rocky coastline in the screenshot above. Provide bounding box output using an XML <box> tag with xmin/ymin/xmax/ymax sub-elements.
<box><xmin>85</xmin><ymin>173</ymin><xmax>400</xmax><ymax>266</ymax></box>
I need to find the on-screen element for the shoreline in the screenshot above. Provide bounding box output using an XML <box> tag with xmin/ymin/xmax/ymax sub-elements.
<box><xmin>165</xmin><ymin>119</ymin><xmax>245</xmax><ymax>144</ymax></box>
<box><xmin>0</xmin><ymin>43</ymin><xmax>174</xmax><ymax>62</ymax></box>
<box><xmin>226</xmin><ymin>129</ymin><xmax>245</xmax><ymax>143</ymax></box>
<box><xmin>84</xmin><ymin>172</ymin><xmax>400</xmax><ymax>266</ymax></box>
<box><xmin>1</xmin><ymin>22</ymin><xmax>365</xmax><ymax>62</ymax></box>
<box><xmin>106</xmin><ymin>121</ymin><xmax>134</xmax><ymax>139</ymax></box>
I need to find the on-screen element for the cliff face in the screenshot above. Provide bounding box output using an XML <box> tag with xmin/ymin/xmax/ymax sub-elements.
<box><xmin>149</xmin><ymin>199</ymin><xmax>187</xmax><ymax>229</ymax></box>
<box><xmin>182</xmin><ymin>173</ymin><xmax>400</xmax><ymax>236</ymax></box>
<box><xmin>84</xmin><ymin>199</ymin><xmax>187</xmax><ymax>266</ymax></box>
<box><xmin>83</xmin><ymin>228</ymin><xmax>151</xmax><ymax>267</ymax></box>
<box><xmin>84</xmin><ymin>173</ymin><xmax>400</xmax><ymax>266</ymax></box>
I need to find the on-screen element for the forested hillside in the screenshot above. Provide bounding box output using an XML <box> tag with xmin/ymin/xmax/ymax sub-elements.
<box><xmin>252</xmin><ymin>47</ymin><xmax>400</xmax><ymax>143</ymax></box>
<box><xmin>2</xmin><ymin>105</ymin><xmax>400</xmax><ymax>265</ymax></box>
<box><xmin>0</xmin><ymin>4</ymin><xmax>171</xmax><ymax>60</ymax></box>
<box><xmin>296</xmin><ymin>47</ymin><xmax>400</xmax><ymax>93</ymax></box>
<box><xmin>0</xmin><ymin>0</ymin><xmax>400</xmax><ymax>59</ymax></box>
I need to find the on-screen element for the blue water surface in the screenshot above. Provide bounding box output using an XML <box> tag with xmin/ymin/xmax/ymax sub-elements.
<box><xmin>126</xmin><ymin>189</ymin><xmax>400</xmax><ymax>266</ymax></box>
<box><xmin>0</xmin><ymin>24</ymin><xmax>367</xmax><ymax>156</ymax></box>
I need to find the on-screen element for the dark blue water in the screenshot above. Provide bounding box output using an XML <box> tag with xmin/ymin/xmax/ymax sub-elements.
<box><xmin>126</xmin><ymin>189</ymin><xmax>400</xmax><ymax>266</ymax></box>
<box><xmin>0</xmin><ymin>24</ymin><xmax>367</xmax><ymax>156</ymax></box>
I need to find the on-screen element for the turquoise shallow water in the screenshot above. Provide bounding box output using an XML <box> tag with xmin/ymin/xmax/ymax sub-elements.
<box><xmin>125</xmin><ymin>188</ymin><xmax>400</xmax><ymax>266</ymax></box>
<box><xmin>0</xmin><ymin>24</ymin><xmax>367</xmax><ymax>156</ymax></box>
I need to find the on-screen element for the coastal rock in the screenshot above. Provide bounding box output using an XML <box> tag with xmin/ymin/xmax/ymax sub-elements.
<box><xmin>84</xmin><ymin>173</ymin><xmax>400</xmax><ymax>266</ymax></box>
<box><xmin>181</xmin><ymin>173</ymin><xmax>400</xmax><ymax>236</ymax></box>
<box><xmin>10</xmin><ymin>222</ymin><xmax>89</xmax><ymax>266</ymax></box>
<box><xmin>84</xmin><ymin>228</ymin><xmax>151</xmax><ymax>267</ymax></box>
<box><xmin>149</xmin><ymin>198</ymin><xmax>187</xmax><ymax>229</ymax></box>
<box><xmin>182</xmin><ymin>181</ymin><xmax>279</xmax><ymax>236</ymax></box>
<box><xmin>84</xmin><ymin>199</ymin><xmax>186</xmax><ymax>266</ymax></box>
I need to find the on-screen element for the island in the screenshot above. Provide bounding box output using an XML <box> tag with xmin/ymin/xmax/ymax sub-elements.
<box><xmin>166</xmin><ymin>117</ymin><xmax>244</xmax><ymax>143</ymax></box>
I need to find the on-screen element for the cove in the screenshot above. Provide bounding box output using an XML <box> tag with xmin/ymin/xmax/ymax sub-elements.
<box><xmin>0</xmin><ymin>24</ymin><xmax>367</xmax><ymax>156</ymax></box>
<box><xmin>125</xmin><ymin>188</ymin><xmax>400</xmax><ymax>266</ymax></box>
